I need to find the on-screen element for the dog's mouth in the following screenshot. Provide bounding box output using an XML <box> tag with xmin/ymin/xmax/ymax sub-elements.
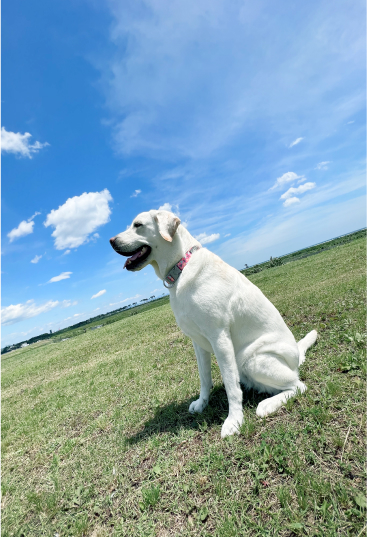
<box><xmin>118</xmin><ymin>245</ymin><xmax>152</xmax><ymax>270</ymax></box>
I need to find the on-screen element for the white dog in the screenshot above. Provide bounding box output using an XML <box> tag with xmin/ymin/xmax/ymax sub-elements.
<box><xmin>110</xmin><ymin>210</ymin><xmax>317</xmax><ymax>438</ymax></box>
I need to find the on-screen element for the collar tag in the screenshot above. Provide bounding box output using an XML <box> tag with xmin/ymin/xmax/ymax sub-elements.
<box><xmin>163</xmin><ymin>246</ymin><xmax>200</xmax><ymax>288</ymax></box>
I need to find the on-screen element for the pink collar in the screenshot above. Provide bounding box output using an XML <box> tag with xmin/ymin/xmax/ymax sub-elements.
<box><xmin>163</xmin><ymin>246</ymin><xmax>200</xmax><ymax>288</ymax></box>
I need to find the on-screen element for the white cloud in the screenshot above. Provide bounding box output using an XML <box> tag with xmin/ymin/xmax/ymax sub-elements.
<box><xmin>93</xmin><ymin>308</ymin><xmax>100</xmax><ymax>311</ymax></box>
<box><xmin>158</xmin><ymin>202</ymin><xmax>172</xmax><ymax>212</ymax></box>
<box><xmin>315</xmin><ymin>161</ymin><xmax>330</xmax><ymax>170</ymax></box>
<box><xmin>269</xmin><ymin>172</ymin><xmax>303</xmax><ymax>191</ymax></box>
<box><xmin>61</xmin><ymin>300</ymin><xmax>78</xmax><ymax>308</ymax></box>
<box><xmin>1</xmin><ymin>127</ymin><xmax>49</xmax><ymax>158</ymax></box>
<box><xmin>283</xmin><ymin>197</ymin><xmax>300</xmax><ymax>207</ymax></box>
<box><xmin>1</xmin><ymin>299</ymin><xmax>59</xmax><ymax>326</ymax></box>
<box><xmin>109</xmin><ymin>294</ymin><xmax>141</xmax><ymax>307</ymax></box>
<box><xmin>31</xmin><ymin>255</ymin><xmax>42</xmax><ymax>264</ymax></box>
<box><xmin>195</xmin><ymin>232</ymin><xmax>220</xmax><ymax>245</ymax></box>
<box><xmin>280</xmin><ymin>182</ymin><xmax>316</xmax><ymax>200</ymax></box>
<box><xmin>158</xmin><ymin>202</ymin><xmax>182</xmax><ymax>217</ymax></box>
<box><xmin>8</xmin><ymin>220</ymin><xmax>34</xmax><ymax>242</ymax></box>
<box><xmin>224</xmin><ymin>233</ymin><xmax>231</xmax><ymax>237</ymax></box>
<box><xmin>347</xmin><ymin>120</ymin><xmax>355</xmax><ymax>124</ymax></box>
<box><xmin>62</xmin><ymin>250</ymin><xmax>71</xmax><ymax>255</ymax></box>
<box><xmin>7</xmin><ymin>212</ymin><xmax>40</xmax><ymax>243</ymax></box>
<box><xmin>289</xmin><ymin>137</ymin><xmax>304</xmax><ymax>148</ymax></box>
<box><xmin>48</xmin><ymin>272</ymin><xmax>72</xmax><ymax>283</ymax></box>
<box><xmin>131</xmin><ymin>189</ymin><xmax>142</xmax><ymax>197</ymax></box>
<box><xmin>91</xmin><ymin>289</ymin><xmax>106</xmax><ymax>299</ymax></box>
<box><xmin>44</xmin><ymin>189</ymin><xmax>113</xmax><ymax>250</ymax></box>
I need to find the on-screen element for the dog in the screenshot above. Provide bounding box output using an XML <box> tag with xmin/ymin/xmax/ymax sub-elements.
<box><xmin>110</xmin><ymin>209</ymin><xmax>317</xmax><ymax>438</ymax></box>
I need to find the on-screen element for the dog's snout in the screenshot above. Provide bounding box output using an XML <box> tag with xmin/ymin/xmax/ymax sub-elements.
<box><xmin>110</xmin><ymin>236</ymin><xmax>116</xmax><ymax>246</ymax></box>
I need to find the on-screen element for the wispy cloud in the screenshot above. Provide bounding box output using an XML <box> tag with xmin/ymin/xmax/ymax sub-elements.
<box><xmin>48</xmin><ymin>272</ymin><xmax>72</xmax><ymax>283</ymax></box>
<box><xmin>31</xmin><ymin>254</ymin><xmax>42</xmax><ymax>264</ymax></box>
<box><xmin>61</xmin><ymin>300</ymin><xmax>78</xmax><ymax>308</ymax></box>
<box><xmin>315</xmin><ymin>161</ymin><xmax>330</xmax><ymax>170</ymax></box>
<box><xmin>280</xmin><ymin>182</ymin><xmax>316</xmax><ymax>200</ymax></box>
<box><xmin>1</xmin><ymin>299</ymin><xmax>59</xmax><ymax>326</ymax></box>
<box><xmin>130</xmin><ymin>189</ymin><xmax>141</xmax><ymax>198</ymax></box>
<box><xmin>289</xmin><ymin>137</ymin><xmax>304</xmax><ymax>148</ymax></box>
<box><xmin>269</xmin><ymin>172</ymin><xmax>303</xmax><ymax>191</ymax></box>
<box><xmin>98</xmin><ymin>0</ymin><xmax>364</xmax><ymax>162</ymax></box>
<box><xmin>1</xmin><ymin>127</ymin><xmax>49</xmax><ymax>158</ymax></box>
<box><xmin>7</xmin><ymin>212</ymin><xmax>40</xmax><ymax>243</ymax></box>
<box><xmin>91</xmin><ymin>289</ymin><xmax>106</xmax><ymax>299</ymax></box>
<box><xmin>195</xmin><ymin>232</ymin><xmax>220</xmax><ymax>245</ymax></box>
<box><xmin>283</xmin><ymin>196</ymin><xmax>300</xmax><ymax>207</ymax></box>
<box><xmin>158</xmin><ymin>202</ymin><xmax>182</xmax><ymax>217</ymax></box>
<box><xmin>109</xmin><ymin>294</ymin><xmax>141</xmax><ymax>306</ymax></box>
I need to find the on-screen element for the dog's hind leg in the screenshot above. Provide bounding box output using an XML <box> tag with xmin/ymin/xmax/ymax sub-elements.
<box><xmin>256</xmin><ymin>381</ymin><xmax>306</xmax><ymax>417</ymax></box>
<box><xmin>189</xmin><ymin>342</ymin><xmax>213</xmax><ymax>414</ymax></box>
<box><xmin>245</xmin><ymin>350</ymin><xmax>306</xmax><ymax>417</ymax></box>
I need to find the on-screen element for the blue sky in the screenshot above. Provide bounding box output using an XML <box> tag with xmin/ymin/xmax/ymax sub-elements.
<box><xmin>2</xmin><ymin>0</ymin><xmax>365</xmax><ymax>347</ymax></box>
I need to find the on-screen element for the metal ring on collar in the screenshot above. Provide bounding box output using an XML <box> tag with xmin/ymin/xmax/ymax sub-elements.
<box><xmin>163</xmin><ymin>279</ymin><xmax>175</xmax><ymax>289</ymax></box>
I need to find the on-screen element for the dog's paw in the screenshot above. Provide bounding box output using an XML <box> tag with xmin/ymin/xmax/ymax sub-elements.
<box><xmin>256</xmin><ymin>398</ymin><xmax>279</xmax><ymax>418</ymax></box>
<box><xmin>189</xmin><ymin>398</ymin><xmax>208</xmax><ymax>414</ymax></box>
<box><xmin>221</xmin><ymin>414</ymin><xmax>243</xmax><ymax>438</ymax></box>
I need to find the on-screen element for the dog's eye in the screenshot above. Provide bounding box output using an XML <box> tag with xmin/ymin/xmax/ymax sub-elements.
<box><xmin>134</xmin><ymin>222</ymin><xmax>143</xmax><ymax>228</ymax></box>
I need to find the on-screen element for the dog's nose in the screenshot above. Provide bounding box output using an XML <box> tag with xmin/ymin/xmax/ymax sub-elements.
<box><xmin>110</xmin><ymin>237</ymin><xmax>116</xmax><ymax>246</ymax></box>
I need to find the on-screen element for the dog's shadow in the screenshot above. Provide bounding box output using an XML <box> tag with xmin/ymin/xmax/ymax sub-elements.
<box><xmin>126</xmin><ymin>385</ymin><xmax>268</xmax><ymax>445</ymax></box>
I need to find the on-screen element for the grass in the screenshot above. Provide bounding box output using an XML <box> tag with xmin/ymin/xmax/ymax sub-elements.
<box><xmin>2</xmin><ymin>238</ymin><xmax>366</xmax><ymax>536</ymax></box>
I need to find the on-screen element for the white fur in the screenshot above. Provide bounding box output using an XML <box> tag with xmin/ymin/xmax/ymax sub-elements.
<box><xmin>111</xmin><ymin>210</ymin><xmax>317</xmax><ymax>438</ymax></box>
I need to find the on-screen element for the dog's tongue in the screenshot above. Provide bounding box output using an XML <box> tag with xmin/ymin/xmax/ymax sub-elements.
<box><xmin>123</xmin><ymin>247</ymin><xmax>146</xmax><ymax>268</ymax></box>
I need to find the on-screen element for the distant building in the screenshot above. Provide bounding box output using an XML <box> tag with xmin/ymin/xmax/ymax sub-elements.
<box><xmin>21</xmin><ymin>343</ymin><xmax>29</xmax><ymax>348</ymax></box>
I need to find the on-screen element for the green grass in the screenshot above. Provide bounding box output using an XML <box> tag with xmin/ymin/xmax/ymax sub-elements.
<box><xmin>2</xmin><ymin>238</ymin><xmax>366</xmax><ymax>536</ymax></box>
<box><xmin>242</xmin><ymin>228</ymin><xmax>366</xmax><ymax>275</ymax></box>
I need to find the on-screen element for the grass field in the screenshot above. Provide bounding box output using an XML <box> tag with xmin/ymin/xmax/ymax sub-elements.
<box><xmin>2</xmin><ymin>238</ymin><xmax>366</xmax><ymax>536</ymax></box>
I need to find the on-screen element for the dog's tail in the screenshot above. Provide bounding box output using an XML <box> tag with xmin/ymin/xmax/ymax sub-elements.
<box><xmin>297</xmin><ymin>330</ymin><xmax>317</xmax><ymax>366</ymax></box>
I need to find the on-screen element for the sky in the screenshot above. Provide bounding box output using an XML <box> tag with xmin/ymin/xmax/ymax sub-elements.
<box><xmin>2</xmin><ymin>0</ymin><xmax>366</xmax><ymax>347</ymax></box>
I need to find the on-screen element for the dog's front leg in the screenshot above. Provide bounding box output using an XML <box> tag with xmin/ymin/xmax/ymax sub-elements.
<box><xmin>211</xmin><ymin>331</ymin><xmax>243</xmax><ymax>438</ymax></box>
<box><xmin>189</xmin><ymin>341</ymin><xmax>212</xmax><ymax>414</ymax></box>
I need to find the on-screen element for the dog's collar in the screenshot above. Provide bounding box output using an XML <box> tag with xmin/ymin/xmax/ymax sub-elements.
<box><xmin>163</xmin><ymin>246</ymin><xmax>200</xmax><ymax>289</ymax></box>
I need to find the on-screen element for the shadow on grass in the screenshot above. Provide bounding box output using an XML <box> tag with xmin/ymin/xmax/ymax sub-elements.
<box><xmin>126</xmin><ymin>384</ymin><xmax>268</xmax><ymax>445</ymax></box>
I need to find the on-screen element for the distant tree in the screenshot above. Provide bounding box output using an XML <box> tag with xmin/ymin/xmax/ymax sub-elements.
<box><xmin>269</xmin><ymin>257</ymin><xmax>282</xmax><ymax>267</ymax></box>
<box><xmin>150</xmin><ymin>296</ymin><xmax>155</xmax><ymax>299</ymax></box>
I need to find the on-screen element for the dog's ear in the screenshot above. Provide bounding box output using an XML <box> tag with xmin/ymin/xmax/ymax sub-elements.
<box><xmin>154</xmin><ymin>212</ymin><xmax>181</xmax><ymax>242</ymax></box>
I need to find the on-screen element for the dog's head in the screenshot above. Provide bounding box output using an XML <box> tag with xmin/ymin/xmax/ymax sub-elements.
<box><xmin>109</xmin><ymin>210</ymin><xmax>181</xmax><ymax>272</ymax></box>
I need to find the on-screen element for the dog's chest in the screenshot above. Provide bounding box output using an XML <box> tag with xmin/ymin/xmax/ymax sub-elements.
<box><xmin>169</xmin><ymin>295</ymin><xmax>214</xmax><ymax>353</ymax></box>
